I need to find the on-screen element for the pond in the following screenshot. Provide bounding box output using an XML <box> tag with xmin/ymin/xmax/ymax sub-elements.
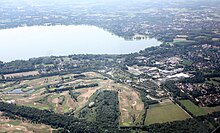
<box><xmin>7</xmin><ymin>88</ymin><xmax>34</xmax><ymax>94</ymax></box>
<box><xmin>0</xmin><ymin>25</ymin><xmax>161</xmax><ymax>62</ymax></box>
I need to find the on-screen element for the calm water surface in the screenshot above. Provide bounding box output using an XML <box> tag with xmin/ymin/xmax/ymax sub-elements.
<box><xmin>0</xmin><ymin>25</ymin><xmax>161</xmax><ymax>62</ymax></box>
<box><xmin>7</xmin><ymin>88</ymin><xmax>34</xmax><ymax>94</ymax></box>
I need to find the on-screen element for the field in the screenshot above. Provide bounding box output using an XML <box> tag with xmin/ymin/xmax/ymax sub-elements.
<box><xmin>182</xmin><ymin>59</ymin><xmax>193</xmax><ymax>66</ymax></box>
<box><xmin>3</xmin><ymin>71</ymin><xmax>39</xmax><ymax>79</ymax></box>
<box><xmin>145</xmin><ymin>100</ymin><xmax>190</xmax><ymax>125</ymax></box>
<box><xmin>202</xmin><ymin>106</ymin><xmax>220</xmax><ymax>114</ymax></box>
<box><xmin>180</xmin><ymin>100</ymin><xmax>207</xmax><ymax>116</ymax></box>
<box><xmin>0</xmin><ymin>112</ymin><xmax>53</xmax><ymax>133</ymax></box>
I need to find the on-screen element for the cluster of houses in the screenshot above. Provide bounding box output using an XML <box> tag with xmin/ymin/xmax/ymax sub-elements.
<box><xmin>184</xmin><ymin>44</ymin><xmax>220</xmax><ymax>71</ymax></box>
<box><xmin>128</xmin><ymin>56</ymin><xmax>192</xmax><ymax>85</ymax></box>
<box><xmin>176</xmin><ymin>83</ymin><xmax>220</xmax><ymax>107</ymax></box>
<box><xmin>197</xmin><ymin>94</ymin><xmax>220</xmax><ymax>107</ymax></box>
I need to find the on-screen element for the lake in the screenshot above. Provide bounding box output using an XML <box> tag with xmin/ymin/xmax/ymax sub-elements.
<box><xmin>0</xmin><ymin>25</ymin><xmax>161</xmax><ymax>62</ymax></box>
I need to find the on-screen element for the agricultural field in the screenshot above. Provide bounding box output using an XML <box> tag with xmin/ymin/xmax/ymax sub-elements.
<box><xmin>3</xmin><ymin>71</ymin><xmax>40</xmax><ymax>79</ymax></box>
<box><xmin>145</xmin><ymin>100</ymin><xmax>190</xmax><ymax>125</ymax></box>
<box><xmin>202</xmin><ymin>106</ymin><xmax>220</xmax><ymax>114</ymax></box>
<box><xmin>180</xmin><ymin>100</ymin><xmax>207</xmax><ymax>116</ymax></box>
<box><xmin>0</xmin><ymin>112</ymin><xmax>53</xmax><ymax>133</ymax></box>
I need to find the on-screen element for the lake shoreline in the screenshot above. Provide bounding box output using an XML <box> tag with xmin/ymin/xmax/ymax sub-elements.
<box><xmin>0</xmin><ymin>25</ymin><xmax>161</xmax><ymax>62</ymax></box>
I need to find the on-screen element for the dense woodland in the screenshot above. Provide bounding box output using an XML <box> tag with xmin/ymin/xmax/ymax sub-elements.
<box><xmin>0</xmin><ymin>60</ymin><xmax>35</xmax><ymax>74</ymax></box>
<box><xmin>78</xmin><ymin>90</ymin><xmax>120</xmax><ymax>132</ymax></box>
<box><xmin>95</xmin><ymin>90</ymin><xmax>120</xmax><ymax>131</ymax></box>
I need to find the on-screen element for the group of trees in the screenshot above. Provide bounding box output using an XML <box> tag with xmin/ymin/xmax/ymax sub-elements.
<box><xmin>29</xmin><ymin>57</ymin><xmax>54</xmax><ymax>65</ymax></box>
<box><xmin>46</xmin><ymin>83</ymin><xmax>99</xmax><ymax>93</ymax></box>
<box><xmin>0</xmin><ymin>102</ymin><xmax>99</xmax><ymax>132</ymax></box>
<box><xmin>142</xmin><ymin>119</ymin><xmax>211</xmax><ymax>133</ymax></box>
<box><xmin>0</xmin><ymin>54</ymin><xmax>120</xmax><ymax>82</ymax></box>
<box><xmin>162</xmin><ymin>80</ymin><xmax>188</xmax><ymax>99</ymax></box>
<box><xmin>132</xmin><ymin>85</ymin><xmax>158</xmax><ymax>125</ymax></box>
<box><xmin>133</xmin><ymin>85</ymin><xmax>158</xmax><ymax>107</ymax></box>
<box><xmin>181</xmin><ymin>72</ymin><xmax>205</xmax><ymax>83</ymax></box>
<box><xmin>95</xmin><ymin>90</ymin><xmax>120</xmax><ymax>128</ymax></box>
<box><xmin>73</xmin><ymin>74</ymin><xmax>86</xmax><ymax>79</ymax></box>
<box><xmin>204</xmin><ymin>71</ymin><xmax>220</xmax><ymax>78</ymax></box>
<box><xmin>78</xmin><ymin>90</ymin><xmax>121</xmax><ymax>132</ymax></box>
<box><xmin>69</xmin><ymin>90</ymin><xmax>81</xmax><ymax>102</ymax></box>
<box><xmin>75</xmin><ymin>83</ymin><xmax>98</xmax><ymax>89</ymax></box>
<box><xmin>0</xmin><ymin>80</ymin><xmax>20</xmax><ymax>89</ymax></box>
<box><xmin>0</xmin><ymin>60</ymin><xmax>35</xmax><ymax>74</ymax></box>
<box><xmin>46</xmin><ymin>86</ymin><xmax>73</xmax><ymax>93</ymax></box>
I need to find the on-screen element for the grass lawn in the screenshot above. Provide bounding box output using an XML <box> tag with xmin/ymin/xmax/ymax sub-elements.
<box><xmin>8</xmin><ymin>120</ymin><xmax>21</xmax><ymax>126</ymax></box>
<box><xmin>202</xmin><ymin>106</ymin><xmax>220</xmax><ymax>114</ymax></box>
<box><xmin>182</xmin><ymin>59</ymin><xmax>193</xmax><ymax>66</ymax></box>
<box><xmin>1</xmin><ymin>95</ymin><xmax>14</xmax><ymax>100</ymax></box>
<box><xmin>173</xmin><ymin>40</ymin><xmax>195</xmax><ymax>45</ymax></box>
<box><xmin>180</xmin><ymin>100</ymin><xmax>207</xmax><ymax>116</ymax></box>
<box><xmin>26</xmin><ymin>103</ymin><xmax>51</xmax><ymax>110</ymax></box>
<box><xmin>145</xmin><ymin>102</ymin><xmax>190</xmax><ymax>125</ymax></box>
<box><xmin>62</xmin><ymin>57</ymin><xmax>71</xmax><ymax>62</ymax></box>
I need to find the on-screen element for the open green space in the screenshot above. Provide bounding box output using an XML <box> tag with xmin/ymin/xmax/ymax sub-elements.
<box><xmin>8</xmin><ymin>120</ymin><xmax>21</xmax><ymax>126</ymax></box>
<box><xmin>145</xmin><ymin>102</ymin><xmax>190</xmax><ymax>125</ymax></box>
<box><xmin>26</xmin><ymin>103</ymin><xmax>51</xmax><ymax>110</ymax></box>
<box><xmin>180</xmin><ymin>100</ymin><xmax>207</xmax><ymax>116</ymax></box>
<box><xmin>202</xmin><ymin>106</ymin><xmax>220</xmax><ymax>114</ymax></box>
<box><xmin>182</xmin><ymin>59</ymin><xmax>193</xmax><ymax>66</ymax></box>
